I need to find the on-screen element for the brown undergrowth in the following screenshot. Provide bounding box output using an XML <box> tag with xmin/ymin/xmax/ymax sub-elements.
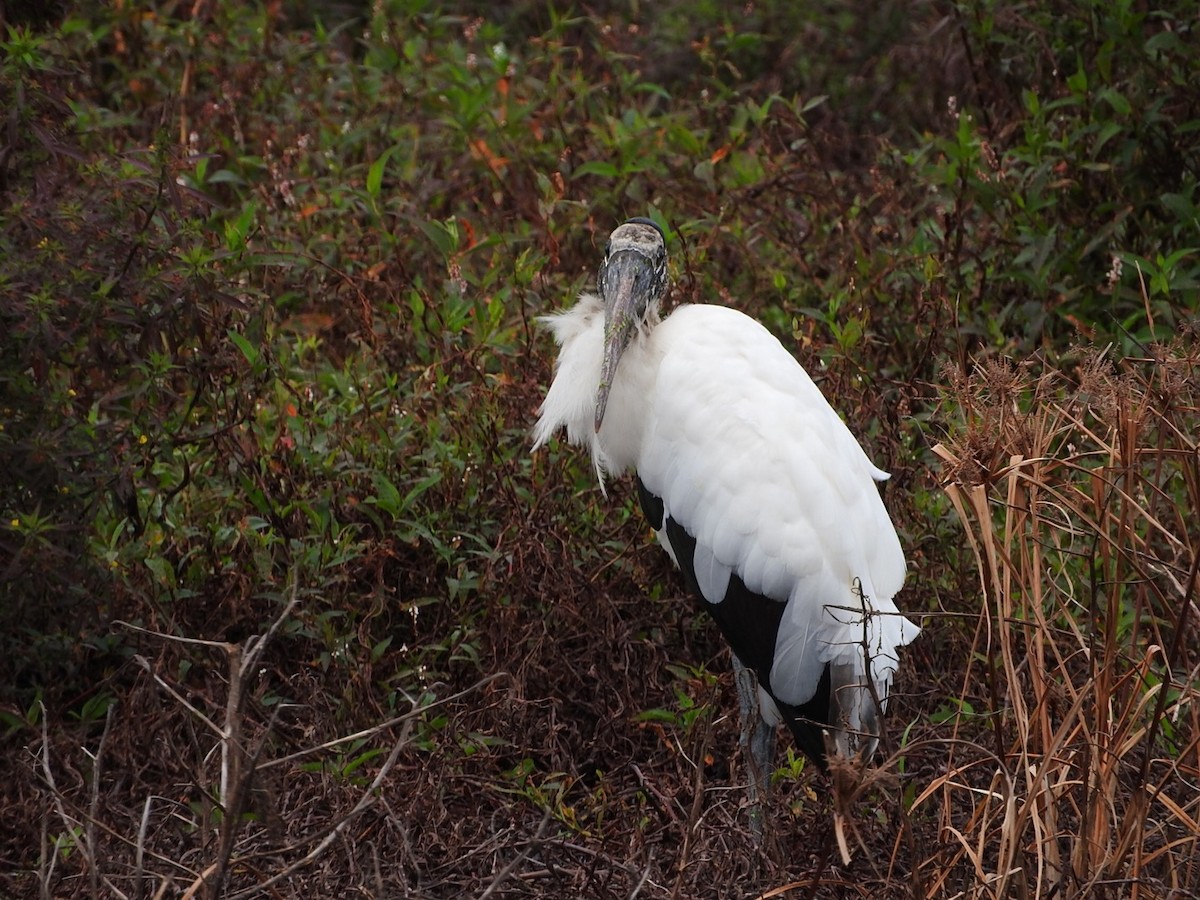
<box><xmin>929</xmin><ymin>339</ymin><xmax>1200</xmax><ymax>898</ymax></box>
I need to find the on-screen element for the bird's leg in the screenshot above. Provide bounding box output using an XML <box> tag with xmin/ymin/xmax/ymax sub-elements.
<box><xmin>733</xmin><ymin>654</ymin><xmax>776</xmax><ymax>845</ymax></box>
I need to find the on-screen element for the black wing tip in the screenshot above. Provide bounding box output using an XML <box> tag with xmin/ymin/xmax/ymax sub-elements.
<box><xmin>635</xmin><ymin>477</ymin><xmax>665</xmax><ymax>530</ymax></box>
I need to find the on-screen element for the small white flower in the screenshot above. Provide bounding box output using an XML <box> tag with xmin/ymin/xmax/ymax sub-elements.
<box><xmin>1106</xmin><ymin>254</ymin><xmax>1123</xmax><ymax>289</ymax></box>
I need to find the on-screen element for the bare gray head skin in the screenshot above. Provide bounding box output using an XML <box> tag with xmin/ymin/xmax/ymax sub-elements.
<box><xmin>594</xmin><ymin>218</ymin><xmax>668</xmax><ymax>431</ymax></box>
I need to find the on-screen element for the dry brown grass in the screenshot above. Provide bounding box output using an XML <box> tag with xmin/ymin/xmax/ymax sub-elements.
<box><xmin>927</xmin><ymin>339</ymin><xmax>1199</xmax><ymax>898</ymax></box>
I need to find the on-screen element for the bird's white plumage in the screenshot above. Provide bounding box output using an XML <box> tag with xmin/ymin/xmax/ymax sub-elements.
<box><xmin>534</xmin><ymin>288</ymin><xmax>919</xmax><ymax>757</ymax></box>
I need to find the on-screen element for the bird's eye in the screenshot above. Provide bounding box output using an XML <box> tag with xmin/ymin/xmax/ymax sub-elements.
<box><xmin>604</xmin><ymin>241</ymin><xmax>612</xmax><ymax>258</ymax></box>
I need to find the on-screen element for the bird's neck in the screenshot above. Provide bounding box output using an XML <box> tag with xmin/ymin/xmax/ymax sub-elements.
<box><xmin>532</xmin><ymin>292</ymin><xmax>659</xmax><ymax>485</ymax></box>
<box><xmin>595</xmin><ymin>325</ymin><xmax>657</xmax><ymax>478</ymax></box>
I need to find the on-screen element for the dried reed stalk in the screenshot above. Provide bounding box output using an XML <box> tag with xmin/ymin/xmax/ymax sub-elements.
<box><xmin>927</xmin><ymin>344</ymin><xmax>1199</xmax><ymax>898</ymax></box>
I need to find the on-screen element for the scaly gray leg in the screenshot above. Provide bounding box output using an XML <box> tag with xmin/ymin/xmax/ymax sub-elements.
<box><xmin>733</xmin><ymin>654</ymin><xmax>776</xmax><ymax>844</ymax></box>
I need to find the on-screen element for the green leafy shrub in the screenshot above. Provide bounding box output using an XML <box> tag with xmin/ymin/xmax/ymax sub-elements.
<box><xmin>1</xmin><ymin>1</ymin><xmax>1196</xmax><ymax>897</ymax></box>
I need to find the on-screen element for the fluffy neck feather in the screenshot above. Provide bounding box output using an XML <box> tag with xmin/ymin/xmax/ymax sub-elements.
<box><xmin>532</xmin><ymin>292</ymin><xmax>658</xmax><ymax>489</ymax></box>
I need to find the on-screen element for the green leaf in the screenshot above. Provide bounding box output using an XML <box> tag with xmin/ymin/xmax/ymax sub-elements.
<box><xmin>571</xmin><ymin>160</ymin><xmax>619</xmax><ymax>179</ymax></box>
<box><xmin>227</xmin><ymin>330</ymin><xmax>259</xmax><ymax>366</ymax></box>
<box><xmin>635</xmin><ymin>708</ymin><xmax>678</xmax><ymax>724</ymax></box>
<box><xmin>368</xmin><ymin>473</ymin><xmax>402</xmax><ymax>516</ymax></box>
<box><xmin>145</xmin><ymin>556</ymin><xmax>176</xmax><ymax>589</ymax></box>
<box><xmin>1161</xmin><ymin>247</ymin><xmax>1198</xmax><ymax>270</ymax></box>
<box><xmin>207</xmin><ymin>168</ymin><xmax>246</xmax><ymax>185</ymax></box>
<box><xmin>224</xmin><ymin>202</ymin><xmax>257</xmax><ymax>252</ymax></box>
<box><xmin>800</xmin><ymin>94</ymin><xmax>828</xmax><ymax>114</ymax></box>
<box><xmin>403</xmin><ymin>471</ymin><xmax>443</xmax><ymax>509</ymax></box>
<box><xmin>418</xmin><ymin>219</ymin><xmax>459</xmax><ymax>258</ymax></box>
<box><xmin>1091</xmin><ymin>121</ymin><xmax>1125</xmax><ymax>157</ymax></box>
<box><xmin>692</xmin><ymin>159</ymin><xmax>715</xmax><ymax>191</ymax></box>
<box><xmin>632</xmin><ymin>82</ymin><xmax>672</xmax><ymax>101</ymax></box>
<box><xmin>1067</xmin><ymin>66</ymin><xmax>1088</xmax><ymax>95</ymax></box>
<box><xmin>1097</xmin><ymin>87</ymin><xmax>1131</xmax><ymax>117</ymax></box>
<box><xmin>366</xmin><ymin>146</ymin><xmax>396</xmax><ymax>200</ymax></box>
<box><xmin>371</xmin><ymin>635</ymin><xmax>393</xmax><ymax>663</ymax></box>
<box><xmin>1160</xmin><ymin>192</ymin><xmax>1198</xmax><ymax>223</ymax></box>
<box><xmin>1144</xmin><ymin>30</ymin><xmax>1183</xmax><ymax>56</ymax></box>
<box><xmin>341</xmin><ymin>746</ymin><xmax>387</xmax><ymax>776</ymax></box>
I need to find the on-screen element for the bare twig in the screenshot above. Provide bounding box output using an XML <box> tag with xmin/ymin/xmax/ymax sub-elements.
<box><xmin>671</xmin><ymin>699</ymin><xmax>713</xmax><ymax>899</ymax></box>
<box><xmin>38</xmin><ymin>704</ymin><xmax>131</xmax><ymax>899</ymax></box>
<box><xmin>257</xmin><ymin>672</ymin><xmax>507</xmax><ymax>771</ymax></box>
<box><xmin>206</xmin><ymin>640</ymin><xmax>244</xmax><ymax>900</ymax></box>
<box><xmin>628</xmin><ymin>849</ymin><xmax>656</xmax><ymax>900</ymax></box>
<box><xmin>199</xmin><ymin>671</ymin><xmax>506</xmax><ymax>895</ymax></box>
<box><xmin>631</xmin><ymin>763</ymin><xmax>682</xmax><ymax>825</ymax></box>
<box><xmin>86</xmin><ymin>701</ymin><xmax>115</xmax><ymax>897</ymax></box>
<box><xmin>478</xmin><ymin>807</ymin><xmax>554</xmax><ymax>900</ymax></box>
<box><xmin>135</xmin><ymin>794</ymin><xmax>153</xmax><ymax>896</ymax></box>
<box><xmin>222</xmin><ymin>716</ymin><xmax>416</xmax><ymax>899</ymax></box>
<box><xmin>130</xmin><ymin>654</ymin><xmax>225</xmax><ymax>738</ymax></box>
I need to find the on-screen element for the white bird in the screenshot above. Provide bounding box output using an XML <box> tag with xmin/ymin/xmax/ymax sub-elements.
<box><xmin>532</xmin><ymin>217</ymin><xmax>920</xmax><ymax>788</ymax></box>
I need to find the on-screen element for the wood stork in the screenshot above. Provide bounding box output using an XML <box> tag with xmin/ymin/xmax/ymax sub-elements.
<box><xmin>532</xmin><ymin>217</ymin><xmax>920</xmax><ymax>790</ymax></box>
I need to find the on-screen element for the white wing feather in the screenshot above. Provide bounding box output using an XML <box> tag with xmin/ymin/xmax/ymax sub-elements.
<box><xmin>636</xmin><ymin>306</ymin><xmax>914</xmax><ymax>711</ymax></box>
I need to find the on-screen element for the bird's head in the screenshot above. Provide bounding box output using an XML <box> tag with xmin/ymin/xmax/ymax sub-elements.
<box><xmin>595</xmin><ymin>217</ymin><xmax>668</xmax><ymax>431</ymax></box>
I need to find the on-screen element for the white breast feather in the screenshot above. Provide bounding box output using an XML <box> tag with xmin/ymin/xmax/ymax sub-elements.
<box><xmin>531</xmin><ymin>294</ymin><xmax>603</xmax><ymax>451</ymax></box>
<box><xmin>533</xmin><ymin>293</ymin><xmax>658</xmax><ymax>487</ymax></box>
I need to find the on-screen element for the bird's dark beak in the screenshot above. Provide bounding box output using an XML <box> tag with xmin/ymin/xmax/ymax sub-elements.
<box><xmin>596</xmin><ymin>251</ymin><xmax>650</xmax><ymax>431</ymax></box>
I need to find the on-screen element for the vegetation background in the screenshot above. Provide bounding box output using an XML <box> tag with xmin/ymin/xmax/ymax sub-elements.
<box><xmin>1</xmin><ymin>0</ymin><xmax>1197</xmax><ymax>896</ymax></box>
